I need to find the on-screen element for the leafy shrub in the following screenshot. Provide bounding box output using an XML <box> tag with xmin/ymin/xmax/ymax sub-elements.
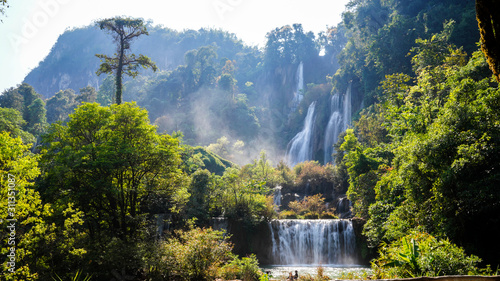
<box><xmin>219</xmin><ymin>254</ymin><xmax>262</xmax><ymax>281</ymax></box>
<box><xmin>287</xmin><ymin>194</ymin><xmax>335</xmax><ymax>219</ymax></box>
<box><xmin>148</xmin><ymin>227</ymin><xmax>233</xmax><ymax>281</ymax></box>
<box><xmin>279</xmin><ymin>210</ymin><xmax>298</xmax><ymax>219</ymax></box>
<box><xmin>319</xmin><ymin>211</ymin><xmax>338</xmax><ymax>219</ymax></box>
<box><xmin>303</xmin><ymin>211</ymin><xmax>320</xmax><ymax>219</ymax></box>
<box><xmin>293</xmin><ymin>162</ymin><xmax>334</xmax><ymax>194</ymax></box>
<box><xmin>372</xmin><ymin>231</ymin><xmax>481</xmax><ymax>278</ymax></box>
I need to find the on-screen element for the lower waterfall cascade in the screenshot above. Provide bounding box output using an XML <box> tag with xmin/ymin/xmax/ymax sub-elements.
<box><xmin>268</xmin><ymin>219</ymin><xmax>356</xmax><ymax>265</ymax></box>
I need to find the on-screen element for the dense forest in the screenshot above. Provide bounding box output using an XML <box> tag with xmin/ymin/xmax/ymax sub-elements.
<box><xmin>1</xmin><ymin>0</ymin><xmax>500</xmax><ymax>280</ymax></box>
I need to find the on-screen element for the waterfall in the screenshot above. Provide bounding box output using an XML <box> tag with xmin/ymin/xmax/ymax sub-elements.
<box><xmin>269</xmin><ymin>219</ymin><xmax>356</xmax><ymax>265</ymax></box>
<box><xmin>291</xmin><ymin>62</ymin><xmax>304</xmax><ymax>110</ymax></box>
<box><xmin>323</xmin><ymin>83</ymin><xmax>352</xmax><ymax>164</ymax></box>
<box><xmin>274</xmin><ymin>186</ymin><xmax>282</xmax><ymax>207</ymax></box>
<box><xmin>286</xmin><ymin>102</ymin><xmax>317</xmax><ymax>167</ymax></box>
<box><xmin>323</xmin><ymin>93</ymin><xmax>343</xmax><ymax>164</ymax></box>
<box><xmin>344</xmin><ymin>83</ymin><xmax>352</xmax><ymax>130</ymax></box>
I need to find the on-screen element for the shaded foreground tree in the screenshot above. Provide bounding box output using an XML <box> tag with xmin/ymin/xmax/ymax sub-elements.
<box><xmin>95</xmin><ymin>17</ymin><xmax>157</xmax><ymax>104</ymax></box>
<box><xmin>476</xmin><ymin>0</ymin><xmax>500</xmax><ymax>82</ymax></box>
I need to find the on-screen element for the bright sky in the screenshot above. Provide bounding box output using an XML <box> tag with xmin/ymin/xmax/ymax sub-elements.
<box><xmin>0</xmin><ymin>0</ymin><xmax>350</xmax><ymax>93</ymax></box>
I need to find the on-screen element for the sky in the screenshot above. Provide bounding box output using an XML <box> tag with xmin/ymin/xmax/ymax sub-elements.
<box><xmin>0</xmin><ymin>0</ymin><xmax>350</xmax><ymax>93</ymax></box>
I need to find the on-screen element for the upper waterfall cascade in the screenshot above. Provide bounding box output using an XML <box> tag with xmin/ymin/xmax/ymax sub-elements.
<box><xmin>324</xmin><ymin>83</ymin><xmax>352</xmax><ymax>164</ymax></box>
<box><xmin>286</xmin><ymin>101</ymin><xmax>317</xmax><ymax>167</ymax></box>
<box><xmin>291</xmin><ymin>62</ymin><xmax>305</xmax><ymax>111</ymax></box>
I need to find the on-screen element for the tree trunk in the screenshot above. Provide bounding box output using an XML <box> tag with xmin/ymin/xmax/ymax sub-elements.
<box><xmin>116</xmin><ymin>35</ymin><xmax>125</xmax><ymax>105</ymax></box>
<box><xmin>476</xmin><ymin>0</ymin><xmax>500</xmax><ymax>82</ymax></box>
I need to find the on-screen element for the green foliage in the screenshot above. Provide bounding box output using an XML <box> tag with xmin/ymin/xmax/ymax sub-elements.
<box><xmin>186</xmin><ymin>169</ymin><xmax>214</xmax><ymax>225</ymax></box>
<box><xmin>240</xmin><ymin>150</ymin><xmax>281</xmax><ymax>188</ymax></box>
<box><xmin>0</xmin><ymin>107</ymin><xmax>35</xmax><ymax>143</ymax></box>
<box><xmin>0</xmin><ymin>132</ymin><xmax>44</xmax><ymax>280</ymax></box>
<box><xmin>372</xmin><ymin>232</ymin><xmax>481</xmax><ymax>278</ymax></box>
<box><xmin>0</xmin><ymin>83</ymin><xmax>47</xmax><ymax>139</ymax></box>
<box><xmin>287</xmin><ymin>194</ymin><xmax>335</xmax><ymax>219</ymax></box>
<box><xmin>147</xmin><ymin>227</ymin><xmax>233</xmax><ymax>281</ymax></box>
<box><xmin>211</xmin><ymin>168</ymin><xmax>276</xmax><ymax>226</ymax></box>
<box><xmin>45</xmin><ymin>89</ymin><xmax>77</xmax><ymax>123</ymax></box>
<box><xmin>188</xmin><ymin>146</ymin><xmax>234</xmax><ymax>175</ymax></box>
<box><xmin>345</xmin><ymin>39</ymin><xmax>500</xmax><ymax>266</ymax></box>
<box><xmin>0</xmin><ymin>132</ymin><xmax>89</xmax><ymax>280</ymax></box>
<box><xmin>340</xmin><ymin>130</ymin><xmax>379</xmax><ymax>218</ymax></box>
<box><xmin>294</xmin><ymin>161</ymin><xmax>333</xmax><ymax>188</ymax></box>
<box><xmin>219</xmin><ymin>254</ymin><xmax>262</xmax><ymax>281</ymax></box>
<box><xmin>264</xmin><ymin>24</ymin><xmax>317</xmax><ymax>68</ymax></box>
<box><xmin>97</xmin><ymin>75</ymin><xmax>115</xmax><ymax>106</ymax></box>
<box><xmin>336</xmin><ymin>0</ymin><xmax>478</xmax><ymax>103</ymax></box>
<box><xmin>40</xmin><ymin>101</ymin><xmax>184</xmax><ymax>240</ymax></box>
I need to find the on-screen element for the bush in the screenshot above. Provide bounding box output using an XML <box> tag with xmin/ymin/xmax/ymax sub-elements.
<box><xmin>148</xmin><ymin>227</ymin><xmax>233</xmax><ymax>281</ymax></box>
<box><xmin>293</xmin><ymin>161</ymin><xmax>333</xmax><ymax>190</ymax></box>
<box><xmin>303</xmin><ymin>211</ymin><xmax>320</xmax><ymax>219</ymax></box>
<box><xmin>219</xmin><ymin>254</ymin><xmax>263</xmax><ymax>281</ymax></box>
<box><xmin>319</xmin><ymin>211</ymin><xmax>338</xmax><ymax>219</ymax></box>
<box><xmin>372</xmin><ymin>231</ymin><xmax>481</xmax><ymax>278</ymax></box>
<box><xmin>279</xmin><ymin>210</ymin><xmax>298</xmax><ymax>219</ymax></box>
<box><xmin>287</xmin><ymin>194</ymin><xmax>335</xmax><ymax>219</ymax></box>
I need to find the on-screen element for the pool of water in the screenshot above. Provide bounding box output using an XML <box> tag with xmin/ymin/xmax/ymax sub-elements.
<box><xmin>260</xmin><ymin>264</ymin><xmax>372</xmax><ymax>280</ymax></box>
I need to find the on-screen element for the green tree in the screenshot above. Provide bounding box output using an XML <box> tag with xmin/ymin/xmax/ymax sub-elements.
<box><xmin>372</xmin><ymin>232</ymin><xmax>481</xmax><ymax>278</ymax></box>
<box><xmin>340</xmin><ymin>129</ymin><xmax>379</xmax><ymax>218</ymax></box>
<box><xmin>0</xmin><ymin>132</ymin><xmax>88</xmax><ymax>280</ymax></box>
<box><xmin>95</xmin><ymin>17</ymin><xmax>158</xmax><ymax>105</ymax></box>
<box><xmin>0</xmin><ymin>132</ymin><xmax>43</xmax><ymax>280</ymax></box>
<box><xmin>0</xmin><ymin>87</ymin><xmax>24</xmax><ymax>114</ymax></box>
<box><xmin>0</xmin><ymin>83</ymin><xmax>47</xmax><ymax>138</ymax></box>
<box><xmin>0</xmin><ymin>107</ymin><xmax>35</xmax><ymax>143</ymax></box>
<box><xmin>264</xmin><ymin>23</ymin><xmax>317</xmax><ymax>68</ymax></box>
<box><xmin>76</xmin><ymin>86</ymin><xmax>98</xmax><ymax>104</ymax></box>
<box><xmin>26</xmin><ymin>98</ymin><xmax>47</xmax><ymax>136</ymax></box>
<box><xmin>40</xmin><ymin>102</ymin><xmax>184</xmax><ymax>241</ymax></box>
<box><xmin>148</xmin><ymin>227</ymin><xmax>233</xmax><ymax>281</ymax></box>
<box><xmin>97</xmin><ymin>75</ymin><xmax>115</xmax><ymax>106</ymax></box>
<box><xmin>45</xmin><ymin>89</ymin><xmax>76</xmax><ymax>123</ymax></box>
<box><xmin>187</xmin><ymin>169</ymin><xmax>214</xmax><ymax>225</ymax></box>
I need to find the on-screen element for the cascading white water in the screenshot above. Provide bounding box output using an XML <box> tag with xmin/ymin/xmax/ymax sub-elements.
<box><xmin>269</xmin><ymin>219</ymin><xmax>356</xmax><ymax>265</ymax></box>
<box><xmin>344</xmin><ymin>83</ymin><xmax>352</xmax><ymax>131</ymax></box>
<box><xmin>323</xmin><ymin>83</ymin><xmax>352</xmax><ymax>164</ymax></box>
<box><xmin>323</xmin><ymin>93</ymin><xmax>343</xmax><ymax>164</ymax></box>
<box><xmin>286</xmin><ymin>102</ymin><xmax>317</xmax><ymax>167</ymax></box>
<box><xmin>274</xmin><ymin>186</ymin><xmax>282</xmax><ymax>207</ymax></box>
<box><xmin>291</xmin><ymin>62</ymin><xmax>304</xmax><ymax>110</ymax></box>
